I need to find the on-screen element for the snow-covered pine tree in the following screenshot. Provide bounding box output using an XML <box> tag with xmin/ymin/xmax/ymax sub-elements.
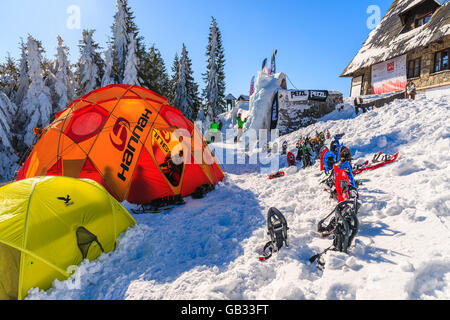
<box><xmin>173</xmin><ymin>45</ymin><xmax>191</xmax><ymax>119</ymax></box>
<box><xmin>168</xmin><ymin>53</ymin><xmax>180</xmax><ymax>105</ymax></box>
<box><xmin>53</xmin><ymin>35</ymin><xmax>74</xmax><ymax>113</ymax></box>
<box><xmin>111</xmin><ymin>0</ymin><xmax>145</xmax><ymax>84</ymax></box>
<box><xmin>15</xmin><ymin>40</ymin><xmax>29</xmax><ymax>107</ymax></box>
<box><xmin>21</xmin><ymin>35</ymin><xmax>53</xmax><ymax>147</ymax></box>
<box><xmin>141</xmin><ymin>45</ymin><xmax>170</xmax><ymax>97</ymax></box>
<box><xmin>75</xmin><ymin>29</ymin><xmax>103</xmax><ymax>97</ymax></box>
<box><xmin>203</xmin><ymin>17</ymin><xmax>226</xmax><ymax>118</ymax></box>
<box><xmin>123</xmin><ymin>34</ymin><xmax>140</xmax><ymax>85</ymax></box>
<box><xmin>0</xmin><ymin>92</ymin><xmax>18</xmax><ymax>181</ymax></box>
<box><xmin>173</xmin><ymin>44</ymin><xmax>202</xmax><ymax>121</ymax></box>
<box><xmin>111</xmin><ymin>0</ymin><xmax>128</xmax><ymax>83</ymax></box>
<box><xmin>0</xmin><ymin>54</ymin><xmax>18</xmax><ymax>99</ymax></box>
<box><xmin>101</xmin><ymin>46</ymin><xmax>114</xmax><ymax>87</ymax></box>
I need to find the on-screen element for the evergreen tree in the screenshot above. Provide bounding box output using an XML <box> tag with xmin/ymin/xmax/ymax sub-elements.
<box><xmin>123</xmin><ymin>34</ymin><xmax>140</xmax><ymax>85</ymax></box>
<box><xmin>173</xmin><ymin>44</ymin><xmax>201</xmax><ymax>121</ymax></box>
<box><xmin>53</xmin><ymin>35</ymin><xmax>74</xmax><ymax>113</ymax></box>
<box><xmin>168</xmin><ymin>53</ymin><xmax>180</xmax><ymax>105</ymax></box>
<box><xmin>15</xmin><ymin>40</ymin><xmax>29</xmax><ymax>107</ymax></box>
<box><xmin>101</xmin><ymin>46</ymin><xmax>114</xmax><ymax>87</ymax></box>
<box><xmin>203</xmin><ymin>17</ymin><xmax>226</xmax><ymax>118</ymax></box>
<box><xmin>0</xmin><ymin>54</ymin><xmax>18</xmax><ymax>99</ymax></box>
<box><xmin>0</xmin><ymin>92</ymin><xmax>18</xmax><ymax>180</ymax></box>
<box><xmin>75</xmin><ymin>29</ymin><xmax>104</xmax><ymax>96</ymax></box>
<box><xmin>21</xmin><ymin>35</ymin><xmax>53</xmax><ymax>147</ymax></box>
<box><xmin>141</xmin><ymin>45</ymin><xmax>169</xmax><ymax>96</ymax></box>
<box><xmin>111</xmin><ymin>0</ymin><xmax>145</xmax><ymax>84</ymax></box>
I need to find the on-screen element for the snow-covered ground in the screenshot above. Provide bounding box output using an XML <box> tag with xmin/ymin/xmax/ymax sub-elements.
<box><xmin>27</xmin><ymin>93</ymin><xmax>450</xmax><ymax>300</ymax></box>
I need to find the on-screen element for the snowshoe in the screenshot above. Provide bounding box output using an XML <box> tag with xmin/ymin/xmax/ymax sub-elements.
<box><xmin>131</xmin><ymin>195</ymin><xmax>186</xmax><ymax>214</ymax></box>
<box><xmin>302</xmin><ymin>154</ymin><xmax>313</xmax><ymax>169</ymax></box>
<box><xmin>192</xmin><ymin>184</ymin><xmax>215</xmax><ymax>199</ymax></box>
<box><xmin>372</xmin><ymin>152</ymin><xmax>382</xmax><ymax>163</ymax></box>
<box><xmin>339</xmin><ymin>146</ymin><xmax>352</xmax><ymax>164</ymax></box>
<box><xmin>296</xmin><ymin>148</ymin><xmax>302</xmax><ymax>161</ymax></box>
<box><xmin>320</xmin><ymin>147</ymin><xmax>329</xmax><ymax>172</ymax></box>
<box><xmin>311</xmin><ymin>199</ymin><xmax>360</xmax><ymax>267</ymax></box>
<box><xmin>323</xmin><ymin>151</ymin><xmax>337</xmax><ymax>175</ymax></box>
<box><xmin>259</xmin><ymin>208</ymin><xmax>289</xmax><ymax>262</ymax></box>
<box><xmin>334</xmin><ymin>164</ymin><xmax>359</xmax><ymax>203</ymax></box>
<box><xmin>281</xmin><ymin>141</ymin><xmax>288</xmax><ymax>155</ymax></box>
<box><xmin>287</xmin><ymin>152</ymin><xmax>296</xmax><ymax>167</ymax></box>
<box><xmin>354</xmin><ymin>152</ymin><xmax>399</xmax><ymax>175</ymax></box>
<box><xmin>269</xmin><ymin>171</ymin><xmax>285</xmax><ymax>180</ymax></box>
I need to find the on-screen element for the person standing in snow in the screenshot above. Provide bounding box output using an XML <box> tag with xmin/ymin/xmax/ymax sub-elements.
<box><xmin>354</xmin><ymin>97</ymin><xmax>365</xmax><ymax>114</ymax></box>
<box><xmin>354</xmin><ymin>97</ymin><xmax>360</xmax><ymax>114</ymax></box>
<box><xmin>235</xmin><ymin>113</ymin><xmax>247</xmax><ymax>143</ymax></box>
<box><xmin>218</xmin><ymin>120</ymin><xmax>223</xmax><ymax>131</ymax></box>
<box><xmin>210</xmin><ymin>118</ymin><xmax>219</xmax><ymax>131</ymax></box>
<box><xmin>209</xmin><ymin>118</ymin><xmax>220</xmax><ymax>143</ymax></box>
<box><xmin>405</xmin><ymin>80</ymin><xmax>417</xmax><ymax>100</ymax></box>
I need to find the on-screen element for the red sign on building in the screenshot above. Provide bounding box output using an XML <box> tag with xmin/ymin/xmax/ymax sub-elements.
<box><xmin>387</xmin><ymin>62</ymin><xmax>395</xmax><ymax>72</ymax></box>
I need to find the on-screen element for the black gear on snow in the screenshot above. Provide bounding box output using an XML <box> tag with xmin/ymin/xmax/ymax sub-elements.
<box><xmin>131</xmin><ymin>194</ymin><xmax>186</xmax><ymax>214</ymax></box>
<box><xmin>310</xmin><ymin>198</ymin><xmax>360</xmax><ymax>268</ymax></box>
<box><xmin>281</xmin><ymin>141</ymin><xmax>288</xmax><ymax>155</ymax></box>
<box><xmin>259</xmin><ymin>208</ymin><xmax>289</xmax><ymax>261</ymax></box>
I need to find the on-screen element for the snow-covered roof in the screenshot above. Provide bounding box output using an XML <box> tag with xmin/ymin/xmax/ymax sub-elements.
<box><xmin>225</xmin><ymin>94</ymin><xmax>236</xmax><ymax>100</ymax></box>
<box><xmin>341</xmin><ymin>0</ymin><xmax>449</xmax><ymax>77</ymax></box>
<box><xmin>401</xmin><ymin>0</ymin><xmax>439</xmax><ymax>13</ymax></box>
<box><xmin>238</xmin><ymin>95</ymin><xmax>250</xmax><ymax>101</ymax></box>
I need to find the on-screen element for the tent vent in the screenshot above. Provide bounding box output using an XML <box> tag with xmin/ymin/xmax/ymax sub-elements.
<box><xmin>76</xmin><ymin>227</ymin><xmax>104</xmax><ymax>259</ymax></box>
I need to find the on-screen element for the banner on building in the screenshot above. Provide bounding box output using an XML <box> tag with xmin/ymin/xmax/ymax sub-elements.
<box><xmin>308</xmin><ymin>90</ymin><xmax>329</xmax><ymax>101</ymax></box>
<box><xmin>270</xmin><ymin>91</ymin><xmax>279</xmax><ymax>130</ymax></box>
<box><xmin>371</xmin><ymin>54</ymin><xmax>407</xmax><ymax>94</ymax></box>
<box><xmin>287</xmin><ymin>90</ymin><xmax>309</xmax><ymax>102</ymax></box>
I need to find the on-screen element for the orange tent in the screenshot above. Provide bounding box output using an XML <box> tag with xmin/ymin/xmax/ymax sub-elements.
<box><xmin>17</xmin><ymin>85</ymin><xmax>224</xmax><ymax>204</ymax></box>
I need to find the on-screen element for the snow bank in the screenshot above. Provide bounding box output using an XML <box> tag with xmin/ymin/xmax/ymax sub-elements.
<box><xmin>27</xmin><ymin>94</ymin><xmax>450</xmax><ymax>300</ymax></box>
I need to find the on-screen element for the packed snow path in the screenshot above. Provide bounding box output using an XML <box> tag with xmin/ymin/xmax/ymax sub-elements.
<box><xmin>28</xmin><ymin>94</ymin><xmax>450</xmax><ymax>300</ymax></box>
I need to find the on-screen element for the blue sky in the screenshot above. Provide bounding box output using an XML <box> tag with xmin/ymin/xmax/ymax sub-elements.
<box><xmin>0</xmin><ymin>0</ymin><xmax>394</xmax><ymax>97</ymax></box>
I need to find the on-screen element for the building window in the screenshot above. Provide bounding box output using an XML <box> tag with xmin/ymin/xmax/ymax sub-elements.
<box><xmin>415</xmin><ymin>13</ymin><xmax>432</xmax><ymax>28</ymax></box>
<box><xmin>407</xmin><ymin>58</ymin><xmax>421</xmax><ymax>79</ymax></box>
<box><xmin>433</xmin><ymin>49</ymin><xmax>449</xmax><ymax>73</ymax></box>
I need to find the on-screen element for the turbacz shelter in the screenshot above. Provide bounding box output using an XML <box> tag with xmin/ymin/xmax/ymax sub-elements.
<box><xmin>341</xmin><ymin>0</ymin><xmax>449</xmax><ymax>98</ymax></box>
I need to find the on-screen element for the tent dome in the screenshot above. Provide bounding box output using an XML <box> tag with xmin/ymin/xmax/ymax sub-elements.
<box><xmin>0</xmin><ymin>176</ymin><xmax>136</xmax><ymax>300</ymax></box>
<box><xmin>17</xmin><ymin>85</ymin><xmax>225</xmax><ymax>204</ymax></box>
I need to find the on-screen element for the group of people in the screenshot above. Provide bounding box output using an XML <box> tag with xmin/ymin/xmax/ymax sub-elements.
<box><xmin>206</xmin><ymin>113</ymin><xmax>248</xmax><ymax>144</ymax></box>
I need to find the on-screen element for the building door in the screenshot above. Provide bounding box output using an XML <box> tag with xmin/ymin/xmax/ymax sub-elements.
<box><xmin>350</xmin><ymin>75</ymin><xmax>363</xmax><ymax>97</ymax></box>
